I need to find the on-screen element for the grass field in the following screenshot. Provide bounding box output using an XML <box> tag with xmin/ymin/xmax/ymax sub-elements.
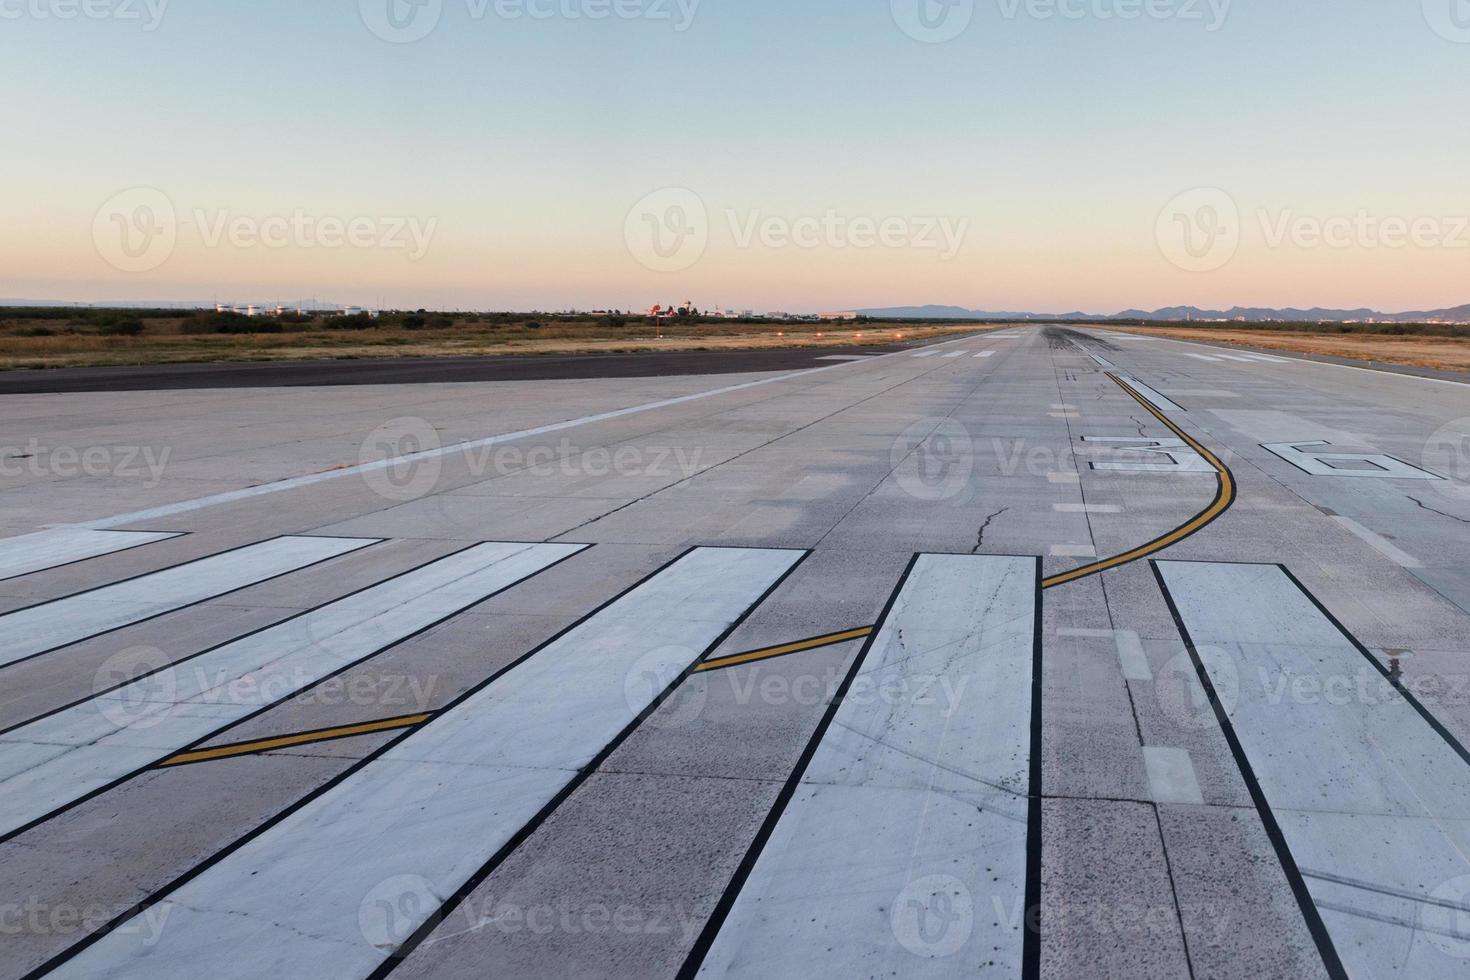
<box><xmin>3</xmin><ymin>308</ymin><xmax>1467</xmax><ymax>374</ymax></box>
<box><xmin>0</xmin><ymin>311</ymin><xmax>982</xmax><ymax>371</ymax></box>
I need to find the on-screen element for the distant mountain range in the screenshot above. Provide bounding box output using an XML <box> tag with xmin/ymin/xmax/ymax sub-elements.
<box><xmin>858</xmin><ymin>304</ymin><xmax>1470</xmax><ymax>323</ymax></box>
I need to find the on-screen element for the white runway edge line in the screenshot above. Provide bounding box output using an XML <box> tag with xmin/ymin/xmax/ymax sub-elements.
<box><xmin>1116</xmin><ymin>375</ymin><xmax>1184</xmax><ymax>413</ymax></box>
<box><xmin>1156</xmin><ymin>560</ymin><xmax>1470</xmax><ymax>980</ymax></box>
<box><xmin>0</xmin><ymin>536</ymin><xmax>379</xmax><ymax>669</ymax></box>
<box><xmin>0</xmin><ymin>528</ymin><xmax>182</xmax><ymax>583</ymax></box>
<box><xmin>0</xmin><ymin>541</ymin><xmax>584</xmax><ymax>844</ymax></box>
<box><xmin>61</xmin><ymin>345</ymin><xmax>972</xmax><ymax>535</ymax></box>
<box><xmin>44</xmin><ymin>547</ymin><xmax>806</xmax><ymax>980</ymax></box>
<box><xmin>1096</xmin><ymin>331</ymin><xmax>1469</xmax><ymax>387</ymax></box>
<box><xmin>691</xmin><ymin>554</ymin><xmax>1040</xmax><ymax>979</ymax></box>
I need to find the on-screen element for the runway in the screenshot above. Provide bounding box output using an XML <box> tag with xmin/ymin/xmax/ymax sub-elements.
<box><xmin>1</xmin><ymin>326</ymin><xmax>1468</xmax><ymax>979</ymax></box>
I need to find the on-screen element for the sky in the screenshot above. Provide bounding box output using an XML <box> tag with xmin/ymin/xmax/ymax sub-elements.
<box><xmin>3</xmin><ymin>0</ymin><xmax>1469</xmax><ymax>313</ymax></box>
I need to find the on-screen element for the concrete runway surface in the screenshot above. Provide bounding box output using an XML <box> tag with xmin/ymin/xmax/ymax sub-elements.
<box><xmin>1</xmin><ymin>326</ymin><xmax>1469</xmax><ymax>979</ymax></box>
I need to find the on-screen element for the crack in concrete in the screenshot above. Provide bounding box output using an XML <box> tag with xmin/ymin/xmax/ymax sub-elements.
<box><xmin>972</xmin><ymin>507</ymin><xmax>1010</xmax><ymax>553</ymax></box>
<box><xmin>1408</xmin><ymin>495</ymin><xmax>1470</xmax><ymax>526</ymax></box>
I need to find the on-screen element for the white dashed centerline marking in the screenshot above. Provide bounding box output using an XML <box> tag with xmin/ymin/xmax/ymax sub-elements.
<box><xmin>1331</xmin><ymin>516</ymin><xmax>1423</xmax><ymax>568</ymax></box>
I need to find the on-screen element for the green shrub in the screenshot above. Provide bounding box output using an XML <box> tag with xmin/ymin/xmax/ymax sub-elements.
<box><xmin>99</xmin><ymin>319</ymin><xmax>145</xmax><ymax>337</ymax></box>
<box><xmin>323</xmin><ymin>314</ymin><xmax>376</xmax><ymax>331</ymax></box>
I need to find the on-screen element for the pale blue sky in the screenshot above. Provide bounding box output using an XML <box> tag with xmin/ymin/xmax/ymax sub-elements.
<box><xmin>4</xmin><ymin>0</ymin><xmax>1468</xmax><ymax>312</ymax></box>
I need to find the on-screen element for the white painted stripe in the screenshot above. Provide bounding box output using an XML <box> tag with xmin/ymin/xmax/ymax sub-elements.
<box><xmin>0</xmin><ymin>542</ymin><xmax>583</xmax><ymax>840</ymax></box>
<box><xmin>913</xmin><ymin>351</ymin><xmax>939</xmax><ymax>358</ymax></box>
<box><xmin>1114</xmin><ymin>332</ymin><xmax>1470</xmax><ymax>388</ymax></box>
<box><xmin>1053</xmin><ymin>503</ymin><xmax>1123</xmax><ymax>514</ymax></box>
<box><xmin>1090</xmin><ymin>353</ymin><xmax>1117</xmax><ymax>369</ymax></box>
<box><xmin>0</xmin><ymin>528</ymin><xmax>181</xmax><ymax>582</ymax></box>
<box><xmin>1158</xmin><ymin>561</ymin><xmax>1470</xmax><ymax>979</ymax></box>
<box><xmin>1117</xmin><ymin>376</ymin><xmax>1184</xmax><ymax>413</ymax></box>
<box><xmin>1115</xmin><ymin>630</ymin><xmax>1152</xmax><ymax>681</ymax></box>
<box><xmin>0</xmin><ymin>536</ymin><xmax>379</xmax><ymax>669</ymax></box>
<box><xmin>1142</xmin><ymin>746</ymin><xmax>1204</xmax><ymax>804</ymax></box>
<box><xmin>696</xmin><ymin>554</ymin><xmax>1037</xmax><ymax>978</ymax></box>
<box><xmin>1331</xmin><ymin>516</ymin><xmax>1423</xmax><ymax>568</ymax></box>
<box><xmin>1182</xmin><ymin>352</ymin><xmax>1223</xmax><ymax>363</ymax></box>
<box><xmin>67</xmin><ymin>358</ymin><xmax>883</xmax><ymax>535</ymax></box>
<box><xmin>975</xmin><ymin>350</ymin><xmax>996</xmax><ymax>358</ymax></box>
<box><xmin>1242</xmin><ymin>353</ymin><xmax>1291</xmax><ymax>364</ymax></box>
<box><xmin>1057</xmin><ymin>628</ymin><xmax>1151</xmax><ymax>680</ymax></box>
<box><xmin>54</xmin><ymin>547</ymin><xmax>804</xmax><ymax>980</ymax></box>
<box><xmin>1214</xmin><ymin>353</ymin><xmax>1256</xmax><ymax>363</ymax></box>
<box><xmin>942</xmin><ymin>351</ymin><xmax>965</xmax><ymax>358</ymax></box>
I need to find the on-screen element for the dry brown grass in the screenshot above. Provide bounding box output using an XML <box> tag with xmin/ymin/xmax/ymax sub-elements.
<box><xmin>1110</xmin><ymin>326</ymin><xmax>1470</xmax><ymax>374</ymax></box>
<box><xmin>0</xmin><ymin>318</ymin><xmax>992</xmax><ymax>371</ymax></box>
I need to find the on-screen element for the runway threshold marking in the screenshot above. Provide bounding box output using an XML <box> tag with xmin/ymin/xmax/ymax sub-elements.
<box><xmin>682</xmin><ymin>554</ymin><xmax>1042</xmax><ymax>979</ymax></box>
<box><xmin>1155</xmin><ymin>560</ymin><xmax>1470</xmax><ymax>980</ymax></box>
<box><xmin>0</xmin><ymin>535</ymin><xmax>381</xmax><ymax>670</ymax></box>
<box><xmin>0</xmin><ymin>528</ymin><xmax>183</xmax><ymax>583</ymax></box>
<box><xmin>0</xmin><ymin>541</ymin><xmax>587</xmax><ymax>843</ymax></box>
<box><xmin>39</xmin><ymin>547</ymin><xmax>808</xmax><ymax>980</ymax></box>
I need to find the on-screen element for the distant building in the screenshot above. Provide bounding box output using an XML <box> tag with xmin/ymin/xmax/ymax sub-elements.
<box><xmin>819</xmin><ymin>311</ymin><xmax>860</xmax><ymax>321</ymax></box>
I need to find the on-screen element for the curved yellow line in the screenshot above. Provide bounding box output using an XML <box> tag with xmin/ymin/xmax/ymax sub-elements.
<box><xmin>1040</xmin><ymin>373</ymin><xmax>1236</xmax><ymax>588</ymax></box>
